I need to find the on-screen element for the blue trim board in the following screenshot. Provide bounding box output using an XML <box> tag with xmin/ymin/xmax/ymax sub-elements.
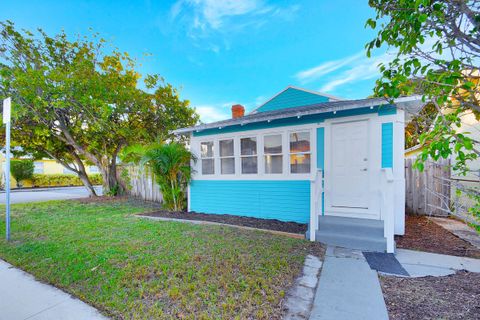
<box><xmin>316</xmin><ymin>127</ymin><xmax>325</xmax><ymax>170</ymax></box>
<box><xmin>381</xmin><ymin>122</ymin><xmax>394</xmax><ymax>168</ymax></box>
<box><xmin>193</xmin><ymin>105</ymin><xmax>396</xmax><ymax>137</ymax></box>
<box><xmin>190</xmin><ymin>180</ymin><xmax>310</xmax><ymax>223</ymax></box>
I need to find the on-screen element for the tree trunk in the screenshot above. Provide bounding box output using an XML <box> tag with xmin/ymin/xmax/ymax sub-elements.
<box><xmin>100</xmin><ymin>161</ymin><xmax>122</xmax><ymax>196</ymax></box>
<box><xmin>78</xmin><ymin>171</ymin><xmax>97</xmax><ymax>197</ymax></box>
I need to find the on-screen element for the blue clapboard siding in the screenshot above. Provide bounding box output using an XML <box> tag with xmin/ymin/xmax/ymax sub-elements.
<box><xmin>256</xmin><ymin>87</ymin><xmax>330</xmax><ymax>112</ymax></box>
<box><xmin>190</xmin><ymin>180</ymin><xmax>310</xmax><ymax>223</ymax></box>
<box><xmin>381</xmin><ymin>122</ymin><xmax>394</xmax><ymax>168</ymax></box>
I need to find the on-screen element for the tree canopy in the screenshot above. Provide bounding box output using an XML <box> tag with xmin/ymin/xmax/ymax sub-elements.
<box><xmin>0</xmin><ymin>21</ymin><xmax>199</xmax><ymax>195</ymax></box>
<box><xmin>366</xmin><ymin>0</ymin><xmax>479</xmax><ymax>173</ymax></box>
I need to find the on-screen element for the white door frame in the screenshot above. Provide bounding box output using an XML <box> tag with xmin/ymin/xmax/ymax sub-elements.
<box><xmin>323</xmin><ymin>115</ymin><xmax>381</xmax><ymax>220</ymax></box>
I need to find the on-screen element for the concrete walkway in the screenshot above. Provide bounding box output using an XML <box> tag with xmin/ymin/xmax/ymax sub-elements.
<box><xmin>396</xmin><ymin>248</ymin><xmax>480</xmax><ymax>277</ymax></box>
<box><xmin>309</xmin><ymin>246</ymin><xmax>388</xmax><ymax>320</ymax></box>
<box><xmin>0</xmin><ymin>260</ymin><xmax>107</xmax><ymax>320</ymax></box>
<box><xmin>429</xmin><ymin>217</ymin><xmax>480</xmax><ymax>249</ymax></box>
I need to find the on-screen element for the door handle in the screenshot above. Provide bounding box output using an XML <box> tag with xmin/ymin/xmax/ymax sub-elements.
<box><xmin>361</xmin><ymin>168</ymin><xmax>368</xmax><ymax>171</ymax></box>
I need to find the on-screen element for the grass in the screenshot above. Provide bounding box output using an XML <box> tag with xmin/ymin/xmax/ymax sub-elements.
<box><xmin>0</xmin><ymin>199</ymin><xmax>322</xmax><ymax>319</ymax></box>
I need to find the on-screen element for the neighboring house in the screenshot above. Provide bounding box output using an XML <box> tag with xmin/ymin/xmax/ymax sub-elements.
<box><xmin>0</xmin><ymin>155</ymin><xmax>100</xmax><ymax>188</ymax></box>
<box><xmin>174</xmin><ymin>86</ymin><xmax>422</xmax><ymax>252</ymax></box>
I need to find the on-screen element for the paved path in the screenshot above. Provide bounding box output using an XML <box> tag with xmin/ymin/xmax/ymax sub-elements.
<box><xmin>0</xmin><ymin>260</ymin><xmax>107</xmax><ymax>320</ymax></box>
<box><xmin>429</xmin><ymin>217</ymin><xmax>480</xmax><ymax>249</ymax></box>
<box><xmin>309</xmin><ymin>246</ymin><xmax>388</xmax><ymax>320</ymax></box>
<box><xmin>0</xmin><ymin>186</ymin><xmax>102</xmax><ymax>204</ymax></box>
<box><xmin>396</xmin><ymin>248</ymin><xmax>480</xmax><ymax>277</ymax></box>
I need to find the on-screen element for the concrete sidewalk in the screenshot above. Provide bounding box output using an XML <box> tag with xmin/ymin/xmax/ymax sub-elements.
<box><xmin>309</xmin><ymin>246</ymin><xmax>388</xmax><ymax>320</ymax></box>
<box><xmin>0</xmin><ymin>260</ymin><xmax>107</xmax><ymax>320</ymax></box>
<box><xmin>395</xmin><ymin>248</ymin><xmax>480</xmax><ymax>277</ymax></box>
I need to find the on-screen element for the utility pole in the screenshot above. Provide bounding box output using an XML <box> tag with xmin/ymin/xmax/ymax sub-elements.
<box><xmin>3</xmin><ymin>97</ymin><xmax>11</xmax><ymax>241</ymax></box>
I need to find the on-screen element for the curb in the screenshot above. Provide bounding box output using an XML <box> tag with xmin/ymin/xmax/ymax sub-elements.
<box><xmin>136</xmin><ymin>214</ymin><xmax>305</xmax><ymax>239</ymax></box>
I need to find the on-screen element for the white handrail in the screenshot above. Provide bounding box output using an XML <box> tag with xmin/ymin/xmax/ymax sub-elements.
<box><xmin>381</xmin><ymin>168</ymin><xmax>395</xmax><ymax>253</ymax></box>
<box><xmin>309</xmin><ymin>169</ymin><xmax>323</xmax><ymax>241</ymax></box>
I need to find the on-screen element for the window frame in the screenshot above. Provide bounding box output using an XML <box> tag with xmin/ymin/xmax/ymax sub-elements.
<box><xmin>219</xmin><ymin>138</ymin><xmax>235</xmax><ymax>175</ymax></box>
<box><xmin>200</xmin><ymin>140</ymin><xmax>215</xmax><ymax>175</ymax></box>
<box><xmin>289</xmin><ymin>130</ymin><xmax>312</xmax><ymax>174</ymax></box>
<box><xmin>240</xmin><ymin>136</ymin><xmax>258</xmax><ymax>174</ymax></box>
<box><xmin>263</xmin><ymin>133</ymin><xmax>283</xmax><ymax>175</ymax></box>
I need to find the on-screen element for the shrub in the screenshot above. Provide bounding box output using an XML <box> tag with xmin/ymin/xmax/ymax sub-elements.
<box><xmin>10</xmin><ymin>159</ymin><xmax>35</xmax><ymax>187</ymax></box>
<box><xmin>31</xmin><ymin>174</ymin><xmax>103</xmax><ymax>187</ymax></box>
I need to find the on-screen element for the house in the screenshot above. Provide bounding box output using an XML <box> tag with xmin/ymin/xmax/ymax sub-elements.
<box><xmin>174</xmin><ymin>86</ymin><xmax>422</xmax><ymax>252</ymax></box>
<box><xmin>0</xmin><ymin>155</ymin><xmax>100</xmax><ymax>188</ymax></box>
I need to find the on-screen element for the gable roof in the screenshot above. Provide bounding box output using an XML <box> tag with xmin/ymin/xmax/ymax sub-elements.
<box><xmin>173</xmin><ymin>95</ymin><xmax>423</xmax><ymax>135</ymax></box>
<box><xmin>252</xmin><ymin>86</ymin><xmax>342</xmax><ymax>113</ymax></box>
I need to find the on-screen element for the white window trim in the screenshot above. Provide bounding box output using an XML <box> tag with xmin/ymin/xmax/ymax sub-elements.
<box><xmin>240</xmin><ymin>136</ymin><xmax>259</xmax><ymax>175</ymax></box>
<box><xmin>192</xmin><ymin>123</ymin><xmax>317</xmax><ymax>180</ymax></box>
<box><xmin>288</xmin><ymin>130</ymin><xmax>312</xmax><ymax>174</ymax></box>
<box><xmin>219</xmin><ymin>138</ymin><xmax>235</xmax><ymax>175</ymax></box>
<box><xmin>263</xmin><ymin>132</ymin><xmax>284</xmax><ymax>175</ymax></box>
<box><xmin>200</xmin><ymin>141</ymin><xmax>215</xmax><ymax>175</ymax></box>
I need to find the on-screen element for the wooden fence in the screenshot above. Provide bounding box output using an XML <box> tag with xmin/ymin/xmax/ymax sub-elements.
<box><xmin>405</xmin><ymin>158</ymin><xmax>451</xmax><ymax>216</ymax></box>
<box><xmin>122</xmin><ymin>165</ymin><xmax>163</xmax><ymax>203</ymax></box>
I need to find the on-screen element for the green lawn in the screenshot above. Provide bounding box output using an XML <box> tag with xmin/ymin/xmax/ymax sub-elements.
<box><xmin>0</xmin><ymin>200</ymin><xmax>322</xmax><ymax>319</ymax></box>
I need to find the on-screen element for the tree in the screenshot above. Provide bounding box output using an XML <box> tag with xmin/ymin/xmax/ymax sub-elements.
<box><xmin>10</xmin><ymin>159</ymin><xmax>34</xmax><ymax>188</ymax></box>
<box><xmin>0</xmin><ymin>21</ymin><xmax>199</xmax><ymax>196</ymax></box>
<box><xmin>121</xmin><ymin>143</ymin><xmax>195</xmax><ymax>211</ymax></box>
<box><xmin>366</xmin><ymin>0</ymin><xmax>480</xmax><ymax>220</ymax></box>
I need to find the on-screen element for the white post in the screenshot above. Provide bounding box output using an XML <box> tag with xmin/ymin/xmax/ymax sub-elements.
<box><xmin>382</xmin><ymin>168</ymin><xmax>395</xmax><ymax>253</ymax></box>
<box><xmin>3</xmin><ymin>97</ymin><xmax>11</xmax><ymax>241</ymax></box>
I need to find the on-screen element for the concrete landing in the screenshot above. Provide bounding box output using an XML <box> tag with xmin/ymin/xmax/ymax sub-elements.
<box><xmin>0</xmin><ymin>260</ymin><xmax>107</xmax><ymax>320</ymax></box>
<box><xmin>309</xmin><ymin>246</ymin><xmax>388</xmax><ymax>320</ymax></box>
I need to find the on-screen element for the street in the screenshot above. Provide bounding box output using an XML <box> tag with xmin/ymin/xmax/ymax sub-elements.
<box><xmin>0</xmin><ymin>186</ymin><xmax>103</xmax><ymax>204</ymax></box>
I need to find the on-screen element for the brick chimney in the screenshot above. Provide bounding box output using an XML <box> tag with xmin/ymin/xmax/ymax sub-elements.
<box><xmin>231</xmin><ymin>104</ymin><xmax>245</xmax><ymax>119</ymax></box>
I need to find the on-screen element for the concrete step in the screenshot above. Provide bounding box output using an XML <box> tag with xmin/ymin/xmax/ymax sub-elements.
<box><xmin>318</xmin><ymin>216</ymin><xmax>384</xmax><ymax>238</ymax></box>
<box><xmin>316</xmin><ymin>231</ymin><xmax>387</xmax><ymax>252</ymax></box>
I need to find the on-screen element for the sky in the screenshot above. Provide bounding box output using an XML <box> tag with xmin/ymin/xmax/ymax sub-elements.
<box><xmin>0</xmin><ymin>0</ymin><xmax>393</xmax><ymax>122</ymax></box>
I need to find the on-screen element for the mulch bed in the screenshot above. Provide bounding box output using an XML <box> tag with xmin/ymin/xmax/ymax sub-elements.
<box><xmin>381</xmin><ymin>271</ymin><xmax>480</xmax><ymax>320</ymax></box>
<box><xmin>139</xmin><ymin>210</ymin><xmax>308</xmax><ymax>234</ymax></box>
<box><xmin>395</xmin><ymin>215</ymin><xmax>480</xmax><ymax>259</ymax></box>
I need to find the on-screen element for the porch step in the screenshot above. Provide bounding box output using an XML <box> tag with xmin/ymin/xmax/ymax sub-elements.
<box><xmin>314</xmin><ymin>216</ymin><xmax>387</xmax><ymax>252</ymax></box>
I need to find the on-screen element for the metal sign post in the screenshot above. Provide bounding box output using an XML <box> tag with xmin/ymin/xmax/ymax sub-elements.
<box><xmin>3</xmin><ymin>97</ymin><xmax>11</xmax><ymax>241</ymax></box>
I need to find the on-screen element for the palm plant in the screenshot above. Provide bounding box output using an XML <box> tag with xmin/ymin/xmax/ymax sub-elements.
<box><xmin>140</xmin><ymin>143</ymin><xmax>195</xmax><ymax>211</ymax></box>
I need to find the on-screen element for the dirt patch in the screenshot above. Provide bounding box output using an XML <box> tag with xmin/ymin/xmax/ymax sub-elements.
<box><xmin>139</xmin><ymin>210</ymin><xmax>308</xmax><ymax>234</ymax></box>
<box><xmin>395</xmin><ymin>215</ymin><xmax>480</xmax><ymax>258</ymax></box>
<box><xmin>381</xmin><ymin>271</ymin><xmax>480</xmax><ymax>320</ymax></box>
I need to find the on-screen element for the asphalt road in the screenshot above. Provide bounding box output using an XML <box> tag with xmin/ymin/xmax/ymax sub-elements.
<box><xmin>0</xmin><ymin>186</ymin><xmax>103</xmax><ymax>204</ymax></box>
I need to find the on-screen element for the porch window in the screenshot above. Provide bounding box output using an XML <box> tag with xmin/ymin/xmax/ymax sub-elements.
<box><xmin>264</xmin><ymin>134</ymin><xmax>282</xmax><ymax>174</ymax></box>
<box><xmin>240</xmin><ymin>137</ymin><xmax>257</xmax><ymax>174</ymax></box>
<box><xmin>219</xmin><ymin>139</ymin><xmax>235</xmax><ymax>174</ymax></box>
<box><xmin>200</xmin><ymin>141</ymin><xmax>214</xmax><ymax>175</ymax></box>
<box><xmin>289</xmin><ymin>131</ymin><xmax>311</xmax><ymax>173</ymax></box>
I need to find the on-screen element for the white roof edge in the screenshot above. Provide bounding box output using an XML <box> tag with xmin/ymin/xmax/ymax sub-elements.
<box><xmin>249</xmin><ymin>85</ymin><xmax>344</xmax><ymax>114</ymax></box>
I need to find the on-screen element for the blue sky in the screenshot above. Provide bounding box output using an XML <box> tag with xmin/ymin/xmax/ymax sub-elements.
<box><xmin>1</xmin><ymin>0</ymin><xmax>392</xmax><ymax>122</ymax></box>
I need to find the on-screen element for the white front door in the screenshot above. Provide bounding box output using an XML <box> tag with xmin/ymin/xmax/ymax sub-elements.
<box><xmin>330</xmin><ymin>120</ymin><xmax>369</xmax><ymax>209</ymax></box>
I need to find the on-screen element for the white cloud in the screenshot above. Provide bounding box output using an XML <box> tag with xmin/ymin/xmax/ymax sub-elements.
<box><xmin>195</xmin><ymin>101</ymin><xmax>237</xmax><ymax>122</ymax></box>
<box><xmin>295</xmin><ymin>51</ymin><xmax>365</xmax><ymax>84</ymax></box>
<box><xmin>170</xmin><ymin>0</ymin><xmax>298</xmax><ymax>42</ymax></box>
<box><xmin>320</xmin><ymin>53</ymin><xmax>393</xmax><ymax>92</ymax></box>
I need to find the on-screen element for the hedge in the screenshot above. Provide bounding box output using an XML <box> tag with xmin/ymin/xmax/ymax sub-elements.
<box><xmin>31</xmin><ymin>174</ymin><xmax>103</xmax><ymax>187</ymax></box>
